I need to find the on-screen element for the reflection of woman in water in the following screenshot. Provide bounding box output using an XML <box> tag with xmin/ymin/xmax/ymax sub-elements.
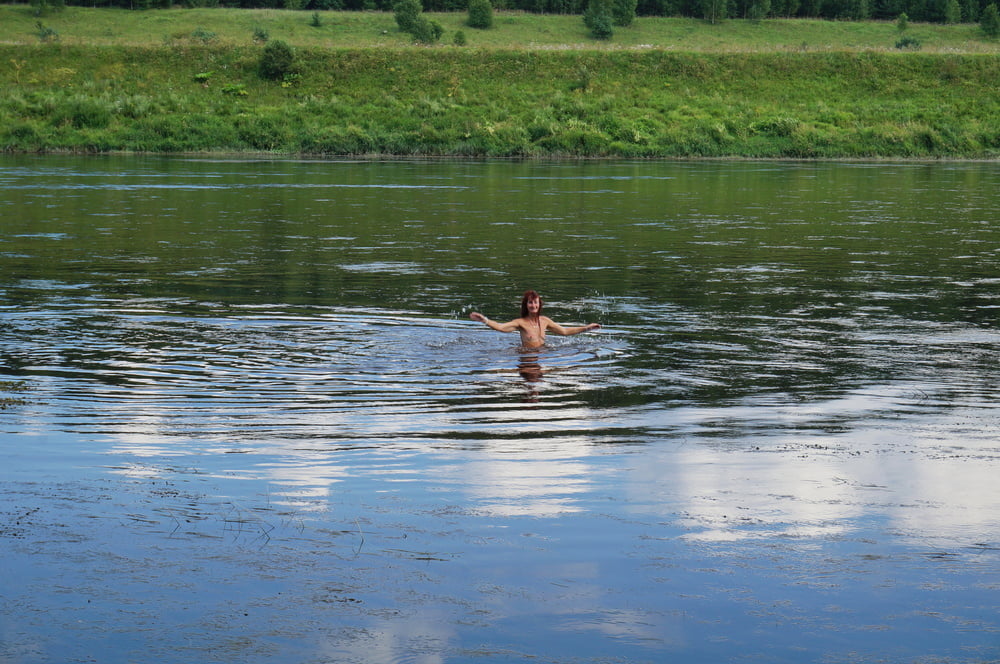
<box><xmin>469</xmin><ymin>290</ymin><xmax>601</xmax><ymax>349</ymax></box>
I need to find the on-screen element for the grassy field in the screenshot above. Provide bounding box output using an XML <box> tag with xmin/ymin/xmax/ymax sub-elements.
<box><xmin>5</xmin><ymin>5</ymin><xmax>999</xmax><ymax>51</ymax></box>
<box><xmin>2</xmin><ymin>5</ymin><xmax>999</xmax><ymax>157</ymax></box>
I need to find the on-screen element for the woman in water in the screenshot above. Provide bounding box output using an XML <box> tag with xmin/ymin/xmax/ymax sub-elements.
<box><xmin>469</xmin><ymin>290</ymin><xmax>601</xmax><ymax>348</ymax></box>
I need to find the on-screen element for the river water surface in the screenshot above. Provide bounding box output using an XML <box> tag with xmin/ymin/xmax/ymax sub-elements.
<box><xmin>2</xmin><ymin>156</ymin><xmax>999</xmax><ymax>663</ymax></box>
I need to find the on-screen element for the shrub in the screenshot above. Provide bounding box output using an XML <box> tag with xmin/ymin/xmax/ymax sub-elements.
<box><xmin>191</xmin><ymin>26</ymin><xmax>217</xmax><ymax>43</ymax></box>
<box><xmin>467</xmin><ymin>0</ymin><xmax>493</xmax><ymax>28</ymax></box>
<box><xmin>252</xmin><ymin>26</ymin><xmax>269</xmax><ymax>43</ymax></box>
<box><xmin>57</xmin><ymin>96</ymin><xmax>113</xmax><ymax>129</ymax></box>
<box><xmin>453</xmin><ymin>29</ymin><xmax>467</xmax><ymax>45</ymax></box>
<box><xmin>30</xmin><ymin>0</ymin><xmax>64</xmax><ymax>17</ymax></box>
<box><xmin>411</xmin><ymin>15</ymin><xmax>443</xmax><ymax>42</ymax></box>
<box><xmin>962</xmin><ymin>0</ymin><xmax>979</xmax><ymax>21</ymax></box>
<box><xmin>310</xmin><ymin>12</ymin><xmax>322</xmax><ymax>26</ymax></box>
<box><xmin>895</xmin><ymin>35</ymin><xmax>921</xmax><ymax>49</ymax></box>
<box><xmin>944</xmin><ymin>0</ymin><xmax>961</xmax><ymax>23</ymax></box>
<box><xmin>394</xmin><ymin>0</ymin><xmax>422</xmax><ymax>32</ymax></box>
<box><xmin>35</xmin><ymin>21</ymin><xmax>59</xmax><ymax>42</ymax></box>
<box><xmin>259</xmin><ymin>39</ymin><xmax>296</xmax><ymax>81</ymax></box>
<box><xmin>221</xmin><ymin>83</ymin><xmax>249</xmax><ymax>96</ymax></box>
<box><xmin>584</xmin><ymin>0</ymin><xmax>614</xmax><ymax>38</ymax></box>
<box><xmin>612</xmin><ymin>0</ymin><xmax>637</xmax><ymax>26</ymax></box>
<box><xmin>896</xmin><ymin>12</ymin><xmax>908</xmax><ymax>30</ymax></box>
<box><xmin>982</xmin><ymin>3</ymin><xmax>1000</xmax><ymax>37</ymax></box>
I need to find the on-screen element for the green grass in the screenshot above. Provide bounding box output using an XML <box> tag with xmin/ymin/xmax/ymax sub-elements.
<box><xmin>7</xmin><ymin>5</ymin><xmax>1000</xmax><ymax>51</ymax></box>
<box><xmin>2</xmin><ymin>5</ymin><xmax>999</xmax><ymax>158</ymax></box>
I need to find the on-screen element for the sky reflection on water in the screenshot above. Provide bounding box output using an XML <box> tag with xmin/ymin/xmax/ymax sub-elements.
<box><xmin>2</xmin><ymin>156</ymin><xmax>1000</xmax><ymax>664</ymax></box>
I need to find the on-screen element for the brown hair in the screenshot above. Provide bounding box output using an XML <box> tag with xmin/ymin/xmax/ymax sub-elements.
<box><xmin>520</xmin><ymin>290</ymin><xmax>543</xmax><ymax>318</ymax></box>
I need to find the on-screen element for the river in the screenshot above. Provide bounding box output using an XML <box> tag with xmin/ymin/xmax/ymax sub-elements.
<box><xmin>2</xmin><ymin>156</ymin><xmax>998</xmax><ymax>663</ymax></box>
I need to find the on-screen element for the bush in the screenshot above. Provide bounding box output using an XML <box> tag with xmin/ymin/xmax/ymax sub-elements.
<box><xmin>394</xmin><ymin>0</ymin><xmax>422</xmax><ymax>32</ymax></box>
<box><xmin>411</xmin><ymin>15</ymin><xmax>443</xmax><ymax>42</ymax></box>
<box><xmin>252</xmin><ymin>26</ymin><xmax>269</xmax><ymax>43</ymax></box>
<box><xmin>309</xmin><ymin>11</ymin><xmax>322</xmax><ymax>26</ymax></box>
<box><xmin>895</xmin><ymin>35</ymin><xmax>921</xmax><ymax>49</ymax></box>
<box><xmin>30</xmin><ymin>0</ymin><xmax>64</xmax><ymax>17</ymax></box>
<box><xmin>259</xmin><ymin>39</ymin><xmax>296</xmax><ymax>81</ymax></box>
<box><xmin>467</xmin><ymin>0</ymin><xmax>493</xmax><ymax>28</ymax></box>
<box><xmin>453</xmin><ymin>29</ymin><xmax>467</xmax><ymax>45</ymax></box>
<box><xmin>584</xmin><ymin>0</ymin><xmax>614</xmax><ymax>38</ymax></box>
<box><xmin>982</xmin><ymin>3</ymin><xmax>1000</xmax><ymax>37</ymax></box>
<box><xmin>612</xmin><ymin>0</ymin><xmax>637</xmax><ymax>26</ymax></box>
<box><xmin>944</xmin><ymin>0</ymin><xmax>961</xmax><ymax>23</ymax></box>
<box><xmin>190</xmin><ymin>26</ymin><xmax>217</xmax><ymax>43</ymax></box>
<box><xmin>896</xmin><ymin>12</ymin><xmax>908</xmax><ymax>30</ymax></box>
<box><xmin>35</xmin><ymin>21</ymin><xmax>59</xmax><ymax>42</ymax></box>
<box><xmin>56</xmin><ymin>96</ymin><xmax>112</xmax><ymax>129</ymax></box>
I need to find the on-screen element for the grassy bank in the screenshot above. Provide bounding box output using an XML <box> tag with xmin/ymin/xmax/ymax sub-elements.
<box><xmin>2</xmin><ymin>6</ymin><xmax>999</xmax><ymax>158</ymax></box>
<box><xmin>5</xmin><ymin>5</ymin><xmax>999</xmax><ymax>51</ymax></box>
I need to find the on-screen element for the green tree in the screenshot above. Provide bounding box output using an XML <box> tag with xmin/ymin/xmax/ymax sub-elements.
<box><xmin>259</xmin><ymin>39</ymin><xmax>296</xmax><ymax>80</ymax></box>
<box><xmin>393</xmin><ymin>0</ymin><xmax>422</xmax><ymax>32</ymax></box>
<box><xmin>612</xmin><ymin>0</ymin><xmax>638</xmax><ymax>25</ymax></box>
<box><xmin>944</xmin><ymin>0</ymin><xmax>960</xmax><ymax>21</ymax></box>
<box><xmin>896</xmin><ymin>11</ymin><xmax>908</xmax><ymax>29</ymax></box>
<box><xmin>701</xmin><ymin>0</ymin><xmax>728</xmax><ymax>22</ymax></box>
<box><xmin>748</xmin><ymin>0</ymin><xmax>770</xmax><ymax>19</ymax></box>
<box><xmin>410</xmin><ymin>14</ymin><xmax>443</xmax><ymax>41</ymax></box>
<box><xmin>982</xmin><ymin>2</ymin><xmax>1000</xmax><ymax>35</ymax></box>
<box><xmin>467</xmin><ymin>0</ymin><xmax>493</xmax><ymax>28</ymax></box>
<box><xmin>584</xmin><ymin>0</ymin><xmax>614</xmax><ymax>37</ymax></box>
<box><xmin>30</xmin><ymin>0</ymin><xmax>64</xmax><ymax>17</ymax></box>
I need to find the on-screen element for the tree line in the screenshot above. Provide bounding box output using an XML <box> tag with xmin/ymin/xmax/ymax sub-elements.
<box><xmin>21</xmin><ymin>0</ymin><xmax>1000</xmax><ymax>26</ymax></box>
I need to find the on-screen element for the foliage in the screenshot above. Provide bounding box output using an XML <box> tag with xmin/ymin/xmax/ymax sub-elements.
<box><xmin>191</xmin><ymin>26</ymin><xmax>217</xmax><ymax>42</ymax></box>
<box><xmin>467</xmin><ymin>0</ymin><xmax>494</xmax><ymax>28</ymax></box>
<box><xmin>252</xmin><ymin>25</ymin><xmax>269</xmax><ymax>42</ymax></box>
<box><xmin>8</xmin><ymin>0</ymin><xmax>1000</xmax><ymax>24</ymax></box>
<box><xmin>584</xmin><ymin>0</ymin><xmax>614</xmax><ymax>37</ymax></box>
<box><xmin>310</xmin><ymin>11</ymin><xmax>323</xmax><ymax>25</ymax></box>
<box><xmin>982</xmin><ymin>2</ymin><xmax>1000</xmax><ymax>35</ymax></box>
<box><xmin>612</xmin><ymin>0</ymin><xmax>637</xmax><ymax>24</ymax></box>
<box><xmin>31</xmin><ymin>0</ymin><xmax>64</xmax><ymax>17</ymax></box>
<box><xmin>896</xmin><ymin>11</ymin><xmax>908</xmax><ymax>29</ymax></box>
<box><xmin>748</xmin><ymin>0</ymin><xmax>770</xmax><ymax>20</ymax></box>
<box><xmin>411</xmin><ymin>14</ymin><xmax>445</xmax><ymax>41</ymax></box>
<box><xmin>221</xmin><ymin>82</ymin><xmax>249</xmax><ymax>95</ymax></box>
<box><xmin>394</xmin><ymin>0</ymin><xmax>422</xmax><ymax>31</ymax></box>
<box><xmin>2</xmin><ymin>21</ymin><xmax>1000</xmax><ymax>158</ymax></box>
<box><xmin>895</xmin><ymin>35</ymin><xmax>920</xmax><ymax>47</ymax></box>
<box><xmin>35</xmin><ymin>21</ymin><xmax>59</xmax><ymax>42</ymax></box>
<box><xmin>258</xmin><ymin>39</ymin><xmax>296</xmax><ymax>80</ymax></box>
<box><xmin>453</xmin><ymin>28</ymin><xmax>468</xmax><ymax>43</ymax></box>
<box><xmin>944</xmin><ymin>0</ymin><xmax>961</xmax><ymax>21</ymax></box>
<box><xmin>701</xmin><ymin>0</ymin><xmax>728</xmax><ymax>23</ymax></box>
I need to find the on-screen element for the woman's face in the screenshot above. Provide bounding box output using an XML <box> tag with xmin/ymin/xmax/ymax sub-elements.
<box><xmin>525</xmin><ymin>296</ymin><xmax>540</xmax><ymax>315</ymax></box>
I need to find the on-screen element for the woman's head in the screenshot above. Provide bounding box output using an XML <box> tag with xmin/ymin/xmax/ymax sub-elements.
<box><xmin>520</xmin><ymin>290</ymin><xmax>543</xmax><ymax>318</ymax></box>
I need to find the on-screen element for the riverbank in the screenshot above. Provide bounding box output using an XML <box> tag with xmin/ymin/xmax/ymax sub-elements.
<box><xmin>2</xmin><ymin>8</ymin><xmax>999</xmax><ymax>158</ymax></box>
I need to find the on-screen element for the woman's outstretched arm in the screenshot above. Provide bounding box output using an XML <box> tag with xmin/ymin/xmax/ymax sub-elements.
<box><xmin>544</xmin><ymin>317</ymin><xmax>601</xmax><ymax>336</ymax></box>
<box><xmin>470</xmin><ymin>312</ymin><xmax>521</xmax><ymax>333</ymax></box>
